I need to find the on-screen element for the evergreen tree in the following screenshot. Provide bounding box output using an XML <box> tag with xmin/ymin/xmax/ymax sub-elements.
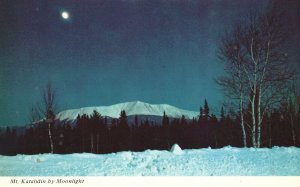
<box><xmin>162</xmin><ymin>111</ymin><xmax>170</xmax><ymax>128</ymax></box>
<box><xmin>110</xmin><ymin>118</ymin><xmax>118</xmax><ymax>152</ymax></box>
<box><xmin>180</xmin><ymin>115</ymin><xmax>187</xmax><ymax>126</ymax></box>
<box><xmin>119</xmin><ymin>110</ymin><xmax>128</xmax><ymax>128</ymax></box>
<box><xmin>218</xmin><ymin>106</ymin><xmax>227</xmax><ymax>147</ymax></box>
<box><xmin>220</xmin><ymin>106</ymin><xmax>225</xmax><ymax>121</ymax></box>
<box><xmin>204</xmin><ymin>99</ymin><xmax>210</xmax><ymax>120</ymax></box>
<box><xmin>210</xmin><ymin>114</ymin><xmax>219</xmax><ymax>148</ymax></box>
<box><xmin>117</xmin><ymin>110</ymin><xmax>130</xmax><ymax>151</ymax></box>
<box><xmin>1</xmin><ymin>127</ymin><xmax>18</xmax><ymax>155</ymax></box>
<box><xmin>162</xmin><ymin>111</ymin><xmax>170</xmax><ymax>149</ymax></box>
<box><xmin>90</xmin><ymin>110</ymin><xmax>103</xmax><ymax>153</ymax></box>
<box><xmin>91</xmin><ymin>110</ymin><xmax>101</xmax><ymax>121</ymax></box>
<box><xmin>199</xmin><ymin>106</ymin><xmax>204</xmax><ymax>120</ymax></box>
<box><xmin>134</xmin><ymin>115</ymin><xmax>139</xmax><ymax>127</ymax></box>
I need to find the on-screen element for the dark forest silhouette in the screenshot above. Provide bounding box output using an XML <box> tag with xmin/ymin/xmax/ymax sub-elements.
<box><xmin>0</xmin><ymin>99</ymin><xmax>299</xmax><ymax>155</ymax></box>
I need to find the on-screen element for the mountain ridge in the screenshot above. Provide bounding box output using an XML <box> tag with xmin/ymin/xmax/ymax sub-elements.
<box><xmin>56</xmin><ymin>101</ymin><xmax>199</xmax><ymax>122</ymax></box>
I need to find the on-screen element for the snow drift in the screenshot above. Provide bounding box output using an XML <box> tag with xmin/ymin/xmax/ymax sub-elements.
<box><xmin>170</xmin><ymin>144</ymin><xmax>184</xmax><ymax>155</ymax></box>
<box><xmin>1</xmin><ymin>146</ymin><xmax>300</xmax><ymax>176</ymax></box>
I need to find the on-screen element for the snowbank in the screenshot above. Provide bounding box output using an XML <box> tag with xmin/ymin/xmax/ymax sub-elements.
<box><xmin>170</xmin><ymin>144</ymin><xmax>184</xmax><ymax>155</ymax></box>
<box><xmin>0</xmin><ymin>146</ymin><xmax>299</xmax><ymax>176</ymax></box>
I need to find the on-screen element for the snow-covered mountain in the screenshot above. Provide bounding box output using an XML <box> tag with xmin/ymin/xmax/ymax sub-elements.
<box><xmin>56</xmin><ymin>101</ymin><xmax>199</xmax><ymax>123</ymax></box>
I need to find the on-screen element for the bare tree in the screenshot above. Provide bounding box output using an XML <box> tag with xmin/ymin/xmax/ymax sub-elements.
<box><xmin>29</xmin><ymin>103</ymin><xmax>42</xmax><ymax>125</ymax></box>
<box><xmin>217</xmin><ymin>3</ymin><xmax>293</xmax><ymax>147</ymax></box>
<box><xmin>286</xmin><ymin>78</ymin><xmax>299</xmax><ymax>146</ymax></box>
<box><xmin>217</xmin><ymin>26</ymin><xmax>248</xmax><ymax>147</ymax></box>
<box><xmin>30</xmin><ymin>82</ymin><xmax>57</xmax><ymax>153</ymax></box>
<box><xmin>44</xmin><ymin>82</ymin><xmax>56</xmax><ymax>153</ymax></box>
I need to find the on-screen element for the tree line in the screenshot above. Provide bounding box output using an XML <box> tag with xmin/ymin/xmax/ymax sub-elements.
<box><xmin>0</xmin><ymin>99</ymin><xmax>299</xmax><ymax>155</ymax></box>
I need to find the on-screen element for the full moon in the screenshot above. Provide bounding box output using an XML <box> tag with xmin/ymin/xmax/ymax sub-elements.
<box><xmin>61</xmin><ymin>11</ymin><xmax>69</xmax><ymax>19</ymax></box>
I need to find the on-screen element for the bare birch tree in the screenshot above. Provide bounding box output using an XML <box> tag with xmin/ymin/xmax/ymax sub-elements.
<box><xmin>30</xmin><ymin>82</ymin><xmax>57</xmax><ymax>153</ymax></box>
<box><xmin>43</xmin><ymin>82</ymin><xmax>56</xmax><ymax>153</ymax></box>
<box><xmin>29</xmin><ymin>103</ymin><xmax>42</xmax><ymax>125</ymax></box>
<box><xmin>286</xmin><ymin>78</ymin><xmax>299</xmax><ymax>146</ymax></box>
<box><xmin>217</xmin><ymin>4</ymin><xmax>293</xmax><ymax>147</ymax></box>
<box><xmin>217</xmin><ymin>26</ymin><xmax>248</xmax><ymax>147</ymax></box>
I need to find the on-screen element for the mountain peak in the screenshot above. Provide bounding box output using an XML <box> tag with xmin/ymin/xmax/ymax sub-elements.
<box><xmin>56</xmin><ymin>101</ymin><xmax>199</xmax><ymax>122</ymax></box>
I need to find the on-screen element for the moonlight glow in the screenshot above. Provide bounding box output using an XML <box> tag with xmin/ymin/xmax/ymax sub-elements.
<box><xmin>61</xmin><ymin>11</ymin><xmax>69</xmax><ymax>20</ymax></box>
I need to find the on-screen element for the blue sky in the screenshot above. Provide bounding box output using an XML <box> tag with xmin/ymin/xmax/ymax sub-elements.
<box><xmin>0</xmin><ymin>0</ymin><xmax>299</xmax><ymax>126</ymax></box>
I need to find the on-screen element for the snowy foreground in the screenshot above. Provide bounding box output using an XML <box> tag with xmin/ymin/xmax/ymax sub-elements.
<box><xmin>1</xmin><ymin>146</ymin><xmax>300</xmax><ymax>176</ymax></box>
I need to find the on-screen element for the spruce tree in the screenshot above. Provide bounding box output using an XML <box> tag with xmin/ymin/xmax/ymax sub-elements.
<box><xmin>204</xmin><ymin>99</ymin><xmax>210</xmax><ymax>120</ymax></box>
<box><xmin>118</xmin><ymin>110</ymin><xmax>130</xmax><ymax>151</ymax></box>
<box><xmin>162</xmin><ymin>111</ymin><xmax>169</xmax><ymax>128</ymax></box>
<box><xmin>218</xmin><ymin>107</ymin><xmax>226</xmax><ymax>147</ymax></box>
<box><xmin>220</xmin><ymin>106</ymin><xmax>225</xmax><ymax>121</ymax></box>
<box><xmin>162</xmin><ymin>111</ymin><xmax>170</xmax><ymax>149</ymax></box>
<box><xmin>91</xmin><ymin>110</ymin><xmax>103</xmax><ymax>153</ymax></box>
<box><xmin>199</xmin><ymin>107</ymin><xmax>204</xmax><ymax>118</ymax></box>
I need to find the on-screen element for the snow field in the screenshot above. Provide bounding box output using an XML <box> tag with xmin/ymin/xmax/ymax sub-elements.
<box><xmin>0</xmin><ymin>146</ymin><xmax>299</xmax><ymax>176</ymax></box>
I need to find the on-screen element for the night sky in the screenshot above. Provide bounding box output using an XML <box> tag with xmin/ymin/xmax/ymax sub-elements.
<box><xmin>0</xmin><ymin>0</ymin><xmax>299</xmax><ymax>126</ymax></box>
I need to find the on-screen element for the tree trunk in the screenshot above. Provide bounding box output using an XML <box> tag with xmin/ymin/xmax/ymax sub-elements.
<box><xmin>290</xmin><ymin>113</ymin><xmax>296</xmax><ymax>146</ymax></box>
<box><xmin>82</xmin><ymin>137</ymin><xmax>85</xmax><ymax>152</ymax></box>
<box><xmin>251</xmin><ymin>89</ymin><xmax>257</xmax><ymax>148</ymax></box>
<box><xmin>96</xmin><ymin>133</ymin><xmax>99</xmax><ymax>154</ymax></box>
<box><xmin>214</xmin><ymin>133</ymin><xmax>218</xmax><ymax>148</ymax></box>
<box><xmin>257</xmin><ymin>88</ymin><xmax>262</xmax><ymax>148</ymax></box>
<box><xmin>90</xmin><ymin>134</ymin><xmax>94</xmax><ymax>153</ymax></box>
<box><xmin>48</xmin><ymin>123</ymin><xmax>54</xmax><ymax>153</ymax></box>
<box><xmin>268</xmin><ymin>117</ymin><xmax>272</xmax><ymax>147</ymax></box>
<box><xmin>240</xmin><ymin>88</ymin><xmax>247</xmax><ymax>147</ymax></box>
